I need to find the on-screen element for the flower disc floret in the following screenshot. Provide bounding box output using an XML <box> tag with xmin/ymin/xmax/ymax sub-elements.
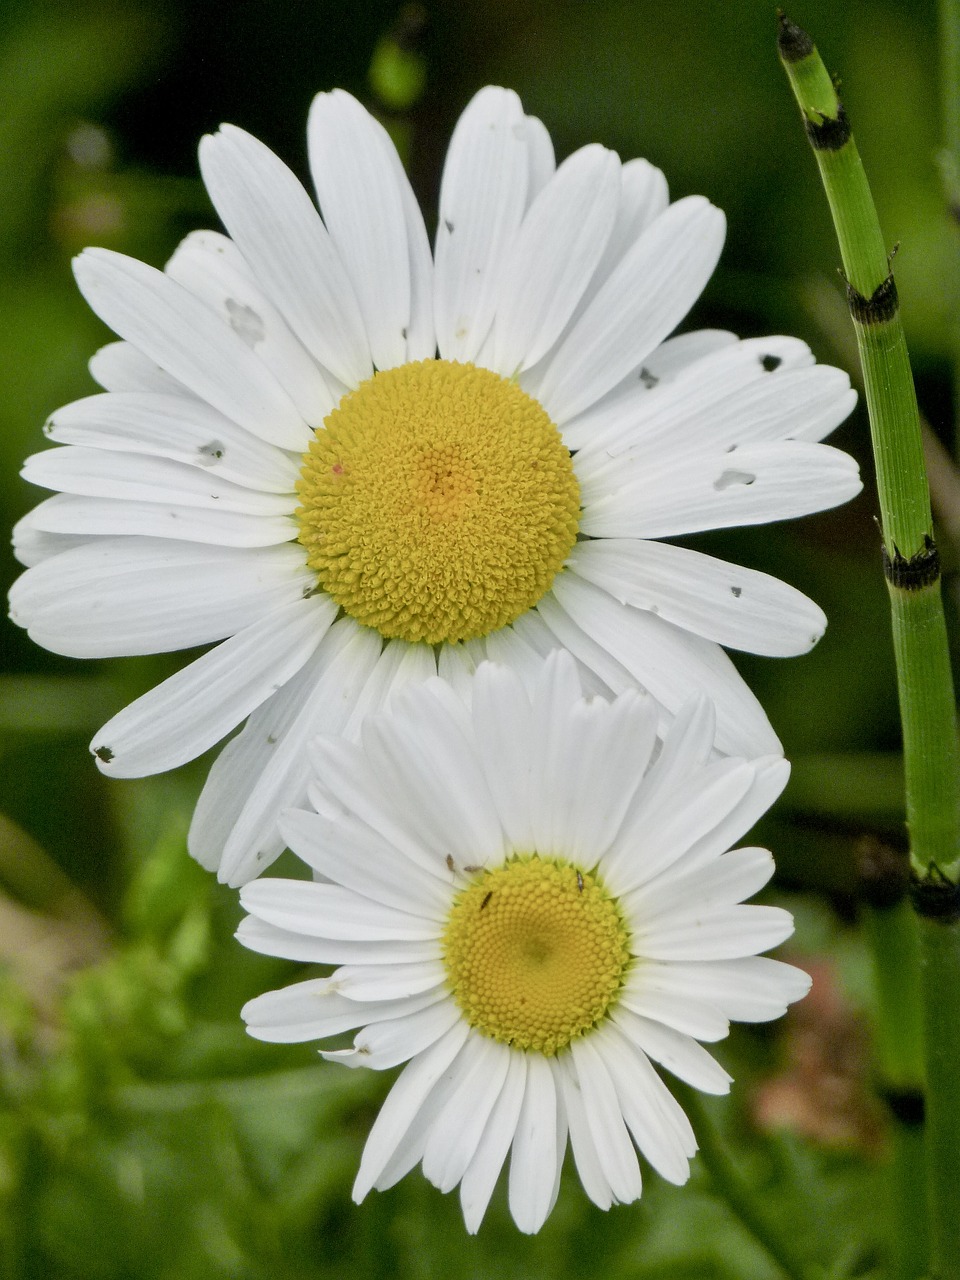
<box><xmin>441</xmin><ymin>855</ymin><xmax>631</xmax><ymax>1055</ymax></box>
<box><xmin>296</xmin><ymin>359</ymin><xmax>581</xmax><ymax>644</ymax></box>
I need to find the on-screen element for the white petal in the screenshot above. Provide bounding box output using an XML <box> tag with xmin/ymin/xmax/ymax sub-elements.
<box><xmin>534</xmin><ymin>592</ymin><xmax>638</xmax><ymax>700</ymax></box>
<box><xmin>603</xmin><ymin>757</ymin><xmax>759</xmax><ymax>896</ymax></box>
<box><xmin>240</xmin><ymin>877</ymin><xmax>436</xmax><ymax>941</ymax></box>
<box><xmin>307</xmin><ymin>738</ymin><xmax>449</xmax><ymax>879</ymax></box>
<box><xmin>460</xmin><ymin>1050</ymin><xmax>528</xmax><ymax>1233</ymax></box>
<box><xmin>188</xmin><ymin>620</ymin><xmax>381</xmax><ymax>882</ymax></box>
<box><xmin>436</xmin><ymin>641</ymin><xmax>482</xmax><ymax>703</ymax></box>
<box><xmin>525</xmin><ymin>649</ymin><xmax>587</xmax><ymax>854</ymax></box>
<box><xmin>242</xmin><ymin>977</ymin><xmax>438</xmax><ymax>1042</ymax></box>
<box><xmin>9</xmin><ymin>538</ymin><xmax>312</xmax><ymax>657</ymax></box>
<box><xmin>433</xmin><ymin>86</ymin><xmax>529</xmax><ymax>361</ymax></box>
<box><xmin>598</xmin><ymin>693</ymin><xmax>718</xmax><ymax>876</ymax></box>
<box><xmin>609</xmin><ymin>158</ymin><xmax>670</xmax><ymax>245</ymax></box>
<box><xmin>328</xmin><ymin>998</ymin><xmax>459</xmax><ymax>1070</ymax></box>
<box><xmin>522</xmin><ymin>115</ymin><xmax>555</xmax><ymax>199</ymax></box>
<box><xmin>165</xmin><ymin>229</ymin><xmax>336</xmax><ymax>424</ymax></box>
<box><xmin>483</xmin><ymin>616</ymin><xmax>567</xmax><ymax>691</ymax></box>
<box><xmin>308</xmin><ymin>90</ymin><xmax>412</xmax><ymax>371</ymax></box>
<box><xmin>214</xmin><ymin>623</ymin><xmax>383</xmax><ymax>885</ymax></box>
<box><xmin>339</xmin><ymin>638</ymin><xmax>438</xmax><ymax>740</ymax></box>
<box><xmin>618</xmin><ymin>983</ymin><xmax>730</xmax><ymax>1042</ymax></box>
<box><xmin>580</xmin><ymin>440</ymin><xmax>863</xmax><ymax>539</ymax></box>
<box><xmin>530</xmin><ymin>687</ymin><xmax>658</xmax><ymax>864</ymax></box>
<box><xmin>594</xmin><ymin>1023</ymin><xmax>695</xmax><ymax>1182</ymax></box>
<box><xmin>558</xmin><ymin>329</ymin><xmax>742</xmax><ymax>454</ymax></box>
<box><xmin>278</xmin><ymin>807</ymin><xmax>450</xmax><ymax>916</ymax></box>
<box><xmin>553</xmin><ymin>1055</ymin><xmax>615</xmax><ymax>1210</ymax></box>
<box><xmin>470</xmin><ymin>661</ymin><xmax>536</xmax><ymax>851</ymax></box>
<box><xmin>45</xmin><ymin>391</ymin><xmax>300</xmax><ymax>494</ymax></box>
<box><xmin>242</xmin><ymin>981</ymin><xmax>365</xmax><ymax>1042</ymax></box>
<box><xmin>22</xmin><ymin>446</ymin><xmax>296</xmax><ymax>516</ymax></box>
<box><xmin>360</xmin><ymin>686</ymin><xmax>506</xmax><ymax>867</ymax></box>
<box><xmin>537</xmin><ymin>196</ymin><xmax>726</xmax><ymax>423</ymax></box>
<box><xmin>26</xmin><ymin>493</ymin><xmax>296</xmax><ymax>548</ymax></box>
<box><xmin>10</xmin><ymin>519</ymin><xmax>88</xmax><ymax>567</ymax></box>
<box><xmin>613</xmin><ymin>1009</ymin><xmax>732</xmax><ymax>1094</ymax></box>
<box><xmin>660</xmin><ymin>363</ymin><xmax>856</xmax><ymax>453</ymax></box>
<box><xmin>371</xmin><ymin>1064</ymin><xmax>464</xmax><ymax>1190</ymax></box>
<box><xmin>353</xmin><ymin>1023</ymin><xmax>471</xmax><ymax>1202</ymax></box>
<box><xmin>386</xmin><ymin>145</ymin><xmax>435</xmax><ymax>363</ymax></box>
<box><xmin>90</xmin><ymin>595</ymin><xmax>333</xmax><ymax>777</ymax></box>
<box><xmin>189</xmin><ymin>642</ymin><xmax>340</xmax><ymax>872</ymax></box>
<box><xmin>508</xmin><ymin>1054</ymin><xmax>560</xmax><ymax>1234</ymax></box>
<box><xmin>568</xmin><ymin>1037</ymin><xmax>644</xmax><ymax>1203</ymax></box>
<box><xmin>637</xmin><ymin>692</ymin><xmax>717</xmax><ymax>780</ymax></box>
<box><xmin>489</xmin><ymin>144</ymin><xmax>620</xmax><ymax>375</ymax></box>
<box><xmin>549</xmin><ymin>573</ymin><xmax>781</xmax><ymax>756</ymax></box>
<box><xmin>566</xmin><ymin>157</ymin><xmax>670</xmax><ymax>322</ymax></box>
<box><xmin>198</xmin><ymin>125</ymin><xmax>371</xmax><ymax>387</ymax></box>
<box><xmin>568</xmin><ymin>339</ymin><xmax>846</xmax><ymax>462</ymax></box>
<box><xmin>632</xmin><ymin>903</ymin><xmax>796</xmax><ymax>962</ymax></box>
<box><xmin>642</xmin><ymin>329</ymin><xmax>748</xmax><ymax>379</ymax></box>
<box><xmin>631</xmin><ymin>847</ymin><xmax>776</xmax><ymax>926</ymax></box>
<box><xmin>622</xmin><ymin>956</ymin><xmax>811</xmax><ymax>1025</ymax></box>
<box><xmin>421</xmin><ymin>1037</ymin><xmax>512</xmax><ymax>1192</ymax></box>
<box><xmin>567</xmin><ymin>539</ymin><xmax>827</xmax><ymax>657</ymax></box>
<box><xmin>73</xmin><ymin>248</ymin><xmax>311</xmax><ymax>450</ymax></box>
<box><xmin>678</xmin><ymin>757</ymin><xmax>789</xmax><ymax>875</ymax></box>
<box><xmin>89</xmin><ymin>341</ymin><xmax>186</xmax><ymax>394</ymax></box>
<box><xmin>236</xmin><ymin>914</ymin><xmax>441</xmax><ymax>967</ymax></box>
<box><xmin>327</xmin><ymin>961</ymin><xmax>447</xmax><ymax>1002</ymax></box>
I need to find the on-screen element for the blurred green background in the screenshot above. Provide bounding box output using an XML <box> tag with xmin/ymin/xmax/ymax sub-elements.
<box><xmin>0</xmin><ymin>0</ymin><xmax>953</xmax><ymax>1276</ymax></box>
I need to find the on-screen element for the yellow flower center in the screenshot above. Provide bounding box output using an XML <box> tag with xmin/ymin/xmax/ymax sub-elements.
<box><xmin>442</xmin><ymin>856</ymin><xmax>631</xmax><ymax>1056</ymax></box>
<box><xmin>296</xmin><ymin>360</ymin><xmax>581</xmax><ymax>644</ymax></box>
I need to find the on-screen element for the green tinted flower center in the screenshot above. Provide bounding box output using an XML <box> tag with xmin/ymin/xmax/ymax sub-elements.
<box><xmin>441</xmin><ymin>856</ymin><xmax>631</xmax><ymax>1056</ymax></box>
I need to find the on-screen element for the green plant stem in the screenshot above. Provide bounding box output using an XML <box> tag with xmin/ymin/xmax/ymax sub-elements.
<box><xmin>919</xmin><ymin>915</ymin><xmax>960</xmax><ymax>1274</ymax></box>
<box><xmin>864</xmin><ymin>901</ymin><xmax>928</xmax><ymax>1280</ymax></box>
<box><xmin>938</xmin><ymin>0</ymin><xmax>960</xmax><ymax>452</ymax></box>
<box><xmin>778</xmin><ymin>17</ymin><xmax>960</xmax><ymax>880</ymax></box>
<box><xmin>864</xmin><ymin>900</ymin><xmax>924</xmax><ymax>1093</ymax></box>
<box><xmin>778</xmin><ymin>16</ymin><xmax>960</xmax><ymax>1277</ymax></box>
<box><xmin>942</xmin><ymin>0</ymin><xmax>960</xmax><ymax>166</ymax></box>
<box><xmin>677</xmin><ymin>1087</ymin><xmax>820</xmax><ymax>1280</ymax></box>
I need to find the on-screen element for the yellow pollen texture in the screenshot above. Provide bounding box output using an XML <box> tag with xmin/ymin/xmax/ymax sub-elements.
<box><xmin>296</xmin><ymin>360</ymin><xmax>581</xmax><ymax>644</ymax></box>
<box><xmin>441</xmin><ymin>856</ymin><xmax>631</xmax><ymax>1056</ymax></box>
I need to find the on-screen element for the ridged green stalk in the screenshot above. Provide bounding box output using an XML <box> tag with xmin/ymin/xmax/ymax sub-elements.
<box><xmin>863</xmin><ymin>894</ymin><xmax>928</xmax><ymax>1279</ymax></box>
<box><xmin>778</xmin><ymin>15</ymin><xmax>960</xmax><ymax>1277</ymax></box>
<box><xmin>939</xmin><ymin>0</ymin><xmax>960</xmax><ymax>449</ymax></box>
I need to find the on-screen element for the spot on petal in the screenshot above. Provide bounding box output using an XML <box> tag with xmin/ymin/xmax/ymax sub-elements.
<box><xmin>714</xmin><ymin>470</ymin><xmax>756</xmax><ymax>491</ymax></box>
<box><xmin>197</xmin><ymin>440</ymin><xmax>225</xmax><ymax>464</ymax></box>
<box><xmin>225</xmin><ymin>298</ymin><xmax>266</xmax><ymax>347</ymax></box>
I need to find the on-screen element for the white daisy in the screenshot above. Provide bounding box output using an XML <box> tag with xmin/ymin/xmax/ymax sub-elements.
<box><xmin>238</xmin><ymin>651</ymin><xmax>811</xmax><ymax>1234</ymax></box>
<box><xmin>8</xmin><ymin>86</ymin><xmax>860</xmax><ymax>886</ymax></box>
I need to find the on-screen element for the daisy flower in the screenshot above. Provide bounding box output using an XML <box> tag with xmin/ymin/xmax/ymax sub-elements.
<box><xmin>9</xmin><ymin>86</ymin><xmax>860</xmax><ymax>885</ymax></box>
<box><xmin>238</xmin><ymin>651</ymin><xmax>811</xmax><ymax>1234</ymax></box>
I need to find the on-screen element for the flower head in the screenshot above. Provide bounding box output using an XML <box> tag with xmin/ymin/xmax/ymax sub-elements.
<box><xmin>9</xmin><ymin>87</ymin><xmax>860</xmax><ymax>885</ymax></box>
<box><xmin>238</xmin><ymin>651</ymin><xmax>811</xmax><ymax>1233</ymax></box>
